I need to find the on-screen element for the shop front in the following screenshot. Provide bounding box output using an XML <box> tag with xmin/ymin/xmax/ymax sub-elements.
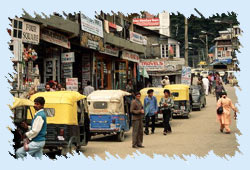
<box><xmin>38</xmin><ymin>28</ymin><xmax>71</xmax><ymax>85</ymax></box>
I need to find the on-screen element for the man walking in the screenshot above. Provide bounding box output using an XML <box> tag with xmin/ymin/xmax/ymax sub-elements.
<box><xmin>144</xmin><ymin>89</ymin><xmax>158</xmax><ymax>135</ymax></box>
<box><xmin>202</xmin><ymin>76</ymin><xmax>209</xmax><ymax>96</ymax></box>
<box><xmin>130</xmin><ymin>92</ymin><xmax>144</xmax><ymax>148</ymax></box>
<box><xmin>84</xmin><ymin>81</ymin><xmax>94</xmax><ymax>96</ymax></box>
<box><xmin>16</xmin><ymin>97</ymin><xmax>47</xmax><ymax>159</ymax></box>
<box><xmin>159</xmin><ymin>89</ymin><xmax>174</xmax><ymax>135</ymax></box>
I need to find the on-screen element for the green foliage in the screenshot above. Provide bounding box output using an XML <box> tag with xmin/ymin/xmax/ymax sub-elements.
<box><xmin>170</xmin><ymin>11</ymin><xmax>239</xmax><ymax>56</ymax></box>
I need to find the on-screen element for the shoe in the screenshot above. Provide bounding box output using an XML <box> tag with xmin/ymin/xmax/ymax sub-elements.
<box><xmin>225</xmin><ymin>131</ymin><xmax>231</xmax><ymax>134</ymax></box>
<box><xmin>137</xmin><ymin>145</ymin><xmax>145</xmax><ymax>148</ymax></box>
<box><xmin>220</xmin><ymin>129</ymin><xmax>223</xmax><ymax>133</ymax></box>
<box><xmin>132</xmin><ymin>145</ymin><xmax>138</xmax><ymax>148</ymax></box>
<box><xmin>144</xmin><ymin>131</ymin><xmax>149</xmax><ymax>135</ymax></box>
<box><xmin>151</xmin><ymin>131</ymin><xmax>154</xmax><ymax>134</ymax></box>
<box><xmin>163</xmin><ymin>132</ymin><xmax>167</xmax><ymax>135</ymax></box>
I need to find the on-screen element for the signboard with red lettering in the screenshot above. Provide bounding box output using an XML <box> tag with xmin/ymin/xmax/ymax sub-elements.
<box><xmin>133</xmin><ymin>18</ymin><xmax>160</xmax><ymax>26</ymax></box>
<box><xmin>66</xmin><ymin>78</ymin><xmax>78</xmax><ymax>91</ymax></box>
<box><xmin>139</xmin><ymin>59</ymin><xmax>165</xmax><ymax>71</ymax></box>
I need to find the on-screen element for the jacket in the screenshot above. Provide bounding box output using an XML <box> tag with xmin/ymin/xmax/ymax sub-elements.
<box><xmin>130</xmin><ymin>99</ymin><xmax>143</xmax><ymax>120</ymax></box>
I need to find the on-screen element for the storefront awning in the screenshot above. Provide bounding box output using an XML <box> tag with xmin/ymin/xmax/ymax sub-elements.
<box><xmin>210</xmin><ymin>59</ymin><xmax>232</xmax><ymax>65</ymax></box>
<box><xmin>147</xmin><ymin>71</ymin><xmax>182</xmax><ymax>76</ymax></box>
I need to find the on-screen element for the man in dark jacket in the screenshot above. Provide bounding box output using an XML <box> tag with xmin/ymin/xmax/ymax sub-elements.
<box><xmin>130</xmin><ymin>92</ymin><xmax>144</xmax><ymax>148</ymax></box>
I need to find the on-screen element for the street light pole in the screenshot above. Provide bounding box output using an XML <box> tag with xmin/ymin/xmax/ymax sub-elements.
<box><xmin>184</xmin><ymin>17</ymin><xmax>189</xmax><ymax>66</ymax></box>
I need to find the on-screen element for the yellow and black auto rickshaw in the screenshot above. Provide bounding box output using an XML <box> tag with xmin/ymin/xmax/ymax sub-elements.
<box><xmin>10</xmin><ymin>91</ymin><xmax>90</xmax><ymax>156</ymax></box>
<box><xmin>164</xmin><ymin>84</ymin><xmax>192</xmax><ymax>118</ymax></box>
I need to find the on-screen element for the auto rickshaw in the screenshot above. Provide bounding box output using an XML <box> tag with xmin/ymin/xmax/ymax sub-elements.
<box><xmin>12</xmin><ymin>91</ymin><xmax>90</xmax><ymax>155</ymax></box>
<box><xmin>87</xmin><ymin>90</ymin><xmax>131</xmax><ymax>142</ymax></box>
<box><xmin>190</xmin><ymin>85</ymin><xmax>206</xmax><ymax>111</ymax></box>
<box><xmin>140</xmin><ymin>87</ymin><xmax>169</xmax><ymax>123</ymax></box>
<box><xmin>164</xmin><ymin>84</ymin><xmax>192</xmax><ymax>118</ymax></box>
<box><xmin>9</xmin><ymin>97</ymin><xmax>35</xmax><ymax>155</ymax></box>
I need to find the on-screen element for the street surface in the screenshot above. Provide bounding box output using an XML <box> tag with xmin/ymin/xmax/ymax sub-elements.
<box><xmin>80</xmin><ymin>84</ymin><xmax>240</xmax><ymax>159</ymax></box>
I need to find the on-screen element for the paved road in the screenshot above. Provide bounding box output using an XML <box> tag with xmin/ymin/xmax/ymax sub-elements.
<box><xmin>80</xmin><ymin>84</ymin><xmax>240</xmax><ymax>159</ymax></box>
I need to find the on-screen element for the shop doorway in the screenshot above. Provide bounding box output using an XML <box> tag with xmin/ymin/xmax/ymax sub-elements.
<box><xmin>95</xmin><ymin>57</ymin><xmax>112</xmax><ymax>89</ymax></box>
<box><xmin>44</xmin><ymin>57</ymin><xmax>60</xmax><ymax>83</ymax></box>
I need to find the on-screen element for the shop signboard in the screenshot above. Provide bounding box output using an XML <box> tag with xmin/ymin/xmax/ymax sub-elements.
<box><xmin>22</xmin><ymin>21</ymin><xmax>40</xmax><ymax>44</ymax></box>
<box><xmin>66</xmin><ymin>78</ymin><xmax>78</xmax><ymax>91</ymax></box>
<box><xmin>61</xmin><ymin>52</ymin><xmax>75</xmax><ymax>63</ymax></box>
<box><xmin>41</xmin><ymin>28</ymin><xmax>71</xmax><ymax>49</ymax></box>
<box><xmin>82</xmin><ymin>54</ymin><xmax>91</xmax><ymax>87</ymax></box>
<box><xmin>129</xmin><ymin>31</ymin><xmax>147</xmax><ymax>45</ymax></box>
<box><xmin>100</xmin><ymin>44</ymin><xmax>119</xmax><ymax>57</ymax></box>
<box><xmin>80</xmin><ymin>32</ymin><xmax>104</xmax><ymax>51</ymax></box>
<box><xmin>181</xmin><ymin>66</ymin><xmax>191</xmax><ymax>85</ymax></box>
<box><xmin>133</xmin><ymin>18</ymin><xmax>160</xmax><ymax>26</ymax></box>
<box><xmin>61</xmin><ymin>63</ymin><xmax>73</xmax><ymax>78</ymax></box>
<box><xmin>139</xmin><ymin>59</ymin><xmax>165</xmax><ymax>71</ymax></box>
<box><xmin>11</xmin><ymin>18</ymin><xmax>40</xmax><ymax>45</ymax></box>
<box><xmin>121</xmin><ymin>50</ymin><xmax>140</xmax><ymax>63</ymax></box>
<box><xmin>80</xmin><ymin>13</ymin><xmax>103</xmax><ymax>38</ymax></box>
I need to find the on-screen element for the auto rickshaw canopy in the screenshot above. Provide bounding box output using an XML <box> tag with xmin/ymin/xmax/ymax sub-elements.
<box><xmin>140</xmin><ymin>87</ymin><xmax>166</xmax><ymax>106</ymax></box>
<box><xmin>164</xmin><ymin>84</ymin><xmax>190</xmax><ymax>101</ymax></box>
<box><xmin>87</xmin><ymin>90</ymin><xmax>131</xmax><ymax>115</ymax></box>
<box><xmin>9</xmin><ymin>97</ymin><xmax>34</xmax><ymax>110</ymax></box>
<box><xmin>28</xmin><ymin>91</ymin><xmax>86</xmax><ymax>125</ymax></box>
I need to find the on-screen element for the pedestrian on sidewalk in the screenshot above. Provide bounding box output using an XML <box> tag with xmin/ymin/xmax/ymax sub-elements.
<box><xmin>216</xmin><ymin>92</ymin><xmax>237</xmax><ymax>134</ymax></box>
<box><xmin>215</xmin><ymin>81</ymin><xmax>226</xmax><ymax>101</ymax></box>
<box><xmin>159</xmin><ymin>89</ymin><xmax>174</xmax><ymax>135</ymax></box>
<box><xmin>84</xmin><ymin>81</ymin><xmax>94</xmax><ymax>96</ymax></box>
<box><xmin>202</xmin><ymin>76</ymin><xmax>209</xmax><ymax>96</ymax></box>
<box><xmin>16</xmin><ymin>97</ymin><xmax>47</xmax><ymax>159</ymax></box>
<box><xmin>144</xmin><ymin>89</ymin><xmax>158</xmax><ymax>135</ymax></box>
<box><xmin>130</xmin><ymin>92</ymin><xmax>144</xmax><ymax>148</ymax></box>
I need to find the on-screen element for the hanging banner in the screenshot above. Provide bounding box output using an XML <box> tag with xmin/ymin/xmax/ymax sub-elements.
<box><xmin>41</xmin><ymin>28</ymin><xmax>71</xmax><ymax>49</ymax></box>
<box><xmin>181</xmin><ymin>66</ymin><xmax>191</xmax><ymax>85</ymax></box>
<box><xmin>61</xmin><ymin>52</ymin><xmax>75</xmax><ymax>63</ymax></box>
<box><xmin>121</xmin><ymin>50</ymin><xmax>140</xmax><ymax>63</ymax></box>
<box><xmin>66</xmin><ymin>78</ymin><xmax>78</xmax><ymax>91</ymax></box>
<box><xmin>129</xmin><ymin>31</ymin><xmax>147</xmax><ymax>45</ymax></box>
<box><xmin>80</xmin><ymin>13</ymin><xmax>103</xmax><ymax>38</ymax></box>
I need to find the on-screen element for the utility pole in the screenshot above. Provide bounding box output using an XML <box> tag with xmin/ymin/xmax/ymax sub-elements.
<box><xmin>184</xmin><ymin>17</ymin><xmax>188</xmax><ymax>66</ymax></box>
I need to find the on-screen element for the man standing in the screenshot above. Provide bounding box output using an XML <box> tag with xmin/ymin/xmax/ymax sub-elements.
<box><xmin>144</xmin><ymin>89</ymin><xmax>158</xmax><ymax>135</ymax></box>
<box><xmin>84</xmin><ymin>81</ymin><xmax>94</xmax><ymax>96</ymax></box>
<box><xmin>130</xmin><ymin>92</ymin><xmax>144</xmax><ymax>148</ymax></box>
<box><xmin>16</xmin><ymin>97</ymin><xmax>47</xmax><ymax>159</ymax></box>
<box><xmin>161</xmin><ymin>76</ymin><xmax>170</xmax><ymax>87</ymax></box>
<box><xmin>202</xmin><ymin>76</ymin><xmax>209</xmax><ymax>96</ymax></box>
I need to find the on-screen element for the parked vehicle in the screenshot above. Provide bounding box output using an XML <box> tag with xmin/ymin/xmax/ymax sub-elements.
<box><xmin>164</xmin><ymin>84</ymin><xmax>192</xmax><ymax>119</ymax></box>
<box><xmin>9</xmin><ymin>97</ymin><xmax>36</xmax><ymax>153</ymax></box>
<box><xmin>87</xmin><ymin>90</ymin><xmax>131</xmax><ymax>142</ymax></box>
<box><xmin>200</xmin><ymin>70</ymin><xmax>209</xmax><ymax>78</ymax></box>
<box><xmin>140</xmin><ymin>87</ymin><xmax>170</xmax><ymax>123</ymax></box>
<box><xmin>29</xmin><ymin>91</ymin><xmax>90</xmax><ymax>155</ymax></box>
<box><xmin>190</xmin><ymin>85</ymin><xmax>206</xmax><ymax>111</ymax></box>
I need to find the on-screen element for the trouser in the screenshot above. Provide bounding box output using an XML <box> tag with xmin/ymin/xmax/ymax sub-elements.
<box><xmin>204</xmin><ymin>85</ymin><xmax>209</xmax><ymax>95</ymax></box>
<box><xmin>132</xmin><ymin>119</ymin><xmax>143</xmax><ymax>147</ymax></box>
<box><xmin>16</xmin><ymin>141</ymin><xmax>45</xmax><ymax>159</ymax></box>
<box><xmin>220</xmin><ymin>124</ymin><xmax>230</xmax><ymax>132</ymax></box>
<box><xmin>216</xmin><ymin>92</ymin><xmax>221</xmax><ymax>101</ymax></box>
<box><xmin>145</xmin><ymin>115</ymin><xmax>155</xmax><ymax>133</ymax></box>
<box><xmin>162</xmin><ymin>109</ymin><xmax>172</xmax><ymax>132</ymax></box>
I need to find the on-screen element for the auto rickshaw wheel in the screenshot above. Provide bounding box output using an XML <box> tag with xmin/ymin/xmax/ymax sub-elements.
<box><xmin>117</xmin><ymin>130</ymin><xmax>125</xmax><ymax>142</ymax></box>
<box><xmin>184</xmin><ymin>114</ymin><xmax>190</xmax><ymax>119</ymax></box>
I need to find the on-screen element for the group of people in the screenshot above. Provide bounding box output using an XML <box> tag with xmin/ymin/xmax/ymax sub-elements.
<box><xmin>45</xmin><ymin>80</ymin><xmax>65</xmax><ymax>92</ymax></box>
<box><xmin>130</xmin><ymin>88</ymin><xmax>174</xmax><ymax>148</ymax></box>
